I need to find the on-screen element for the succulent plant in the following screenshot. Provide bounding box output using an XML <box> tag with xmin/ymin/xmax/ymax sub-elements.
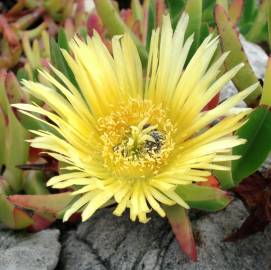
<box><xmin>1</xmin><ymin>0</ymin><xmax>271</xmax><ymax>262</ymax></box>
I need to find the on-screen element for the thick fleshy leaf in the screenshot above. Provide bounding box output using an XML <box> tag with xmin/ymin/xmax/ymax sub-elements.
<box><xmin>245</xmin><ymin>0</ymin><xmax>268</xmax><ymax>43</ymax></box>
<box><xmin>268</xmin><ymin>0</ymin><xmax>271</xmax><ymax>49</ymax></box>
<box><xmin>240</xmin><ymin>0</ymin><xmax>257</xmax><ymax>24</ymax></box>
<box><xmin>0</xmin><ymin>105</ymin><xmax>5</xmax><ymax>165</ymax></box>
<box><xmin>50</xmin><ymin>38</ymin><xmax>78</xmax><ymax>88</ymax></box>
<box><xmin>166</xmin><ymin>0</ymin><xmax>185</xmax><ymax>29</ymax></box>
<box><xmin>0</xmin><ymin>71</ymin><xmax>28</xmax><ymax>192</ymax></box>
<box><xmin>260</xmin><ymin>57</ymin><xmax>271</xmax><ymax>106</ymax></box>
<box><xmin>228</xmin><ymin>0</ymin><xmax>243</xmax><ymax>25</ymax></box>
<box><xmin>185</xmin><ymin>0</ymin><xmax>202</xmax><ymax>61</ymax></box>
<box><xmin>0</xmin><ymin>194</ymin><xmax>33</xmax><ymax>229</ymax></box>
<box><xmin>0</xmin><ymin>177</ymin><xmax>12</xmax><ymax>195</ymax></box>
<box><xmin>8</xmin><ymin>192</ymin><xmax>74</xmax><ymax>218</ymax></box>
<box><xmin>234</xmin><ymin>172</ymin><xmax>268</xmax><ymax>208</ymax></box>
<box><xmin>175</xmin><ymin>184</ymin><xmax>232</xmax><ymax>211</ymax></box>
<box><xmin>232</xmin><ymin>107</ymin><xmax>271</xmax><ymax>184</ymax></box>
<box><xmin>202</xmin><ymin>0</ymin><xmax>215</xmax><ymax>25</ymax></box>
<box><xmin>131</xmin><ymin>0</ymin><xmax>143</xmax><ymax>22</ymax></box>
<box><xmin>87</xmin><ymin>12</ymin><xmax>104</xmax><ymax>37</ymax></box>
<box><xmin>57</xmin><ymin>28</ymin><xmax>70</xmax><ymax>51</ymax></box>
<box><xmin>216</xmin><ymin>0</ymin><xmax>228</xmax><ymax>10</ymax></box>
<box><xmin>215</xmin><ymin>4</ymin><xmax>262</xmax><ymax>106</ymax></box>
<box><xmin>199</xmin><ymin>22</ymin><xmax>210</xmax><ymax>44</ymax></box>
<box><xmin>156</xmin><ymin>0</ymin><xmax>165</xmax><ymax>27</ymax></box>
<box><xmin>28</xmin><ymin>214</ymin><xmax>54</xmax><ymax>232</ymax></box>
<box><xmin>5</xmin><ymin>72</ymin><xmax>28</xmax><ymax>104</ymax></box>
<box><xmin>0</xmin><ymin>194</ymin><xmax>15</xmax><ymax>227</ymax></box>
<box><xmin>214</xmin><ymin>159</ymin><xmax>235</xmax><ymax>189</ymax></box>
<box><xmin>14</xmin><ymin>111</ymin><xmax>58</xmax><ymax>134</ymax></box>
<box><xmin>197</xmin><ymin>176</ymin><xmax>220</xmax><ymax>188</ymax></box>
<box><xmin>145</xmin><ymin>0</ymin><xmax>156</xmax><ymax>51</ymax></box>
<box><xmin>94</xmin><ymin>0</ymin><xmax>148</xmax><ymax>66</ymax></box>
<box><xmin>22</xmin><ymin>170</ymin><xmax>49</xmax><ymax>195</ymax></box>
<box><xmin>13</xmin><ymin>207</ymin><xmax>34</xmax><ymax>229</ymax></box>
<box><xmin>165</xmin><ymin>205</ymin><xmax>197</xmax><ymax>261</ymax></box>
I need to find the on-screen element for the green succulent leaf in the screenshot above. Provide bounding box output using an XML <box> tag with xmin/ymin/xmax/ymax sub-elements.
<box><xmin>16</xmin><ymin>68</ymin><xmax>29</xmax><ymax>81</ymax></box>
<box><xmin>57</xmin><ymin>27</ymin><xmax>70</xmax><ymax>51</ymax></box>
<box><xmin>50</xmin><ymin>38</ymin><xmax>78</xmax><ymax>89</ymax></box>
<box><xmin>0</xmin><ymin>107</ymin><xmax>5</xmax><ymax>165</ymax></box>
<box><xmin>267</xmin><ymin>0</ymin><xmax>271</xmax><ymax>50</ymax></box>
<box><xmin>94</xmin><ymin>0</ymin><xmax>148</xmax><ymax>66</ymax></box>
<box><xmin>131</xmin><ymin>0</ymin><xmax>143</xmax><ymax>21</ymax></box>
<box><xmin>175</xmin><ymin>184</ymin><xmax>232</xmax><ymax>211</ymax></box>
<box><xmin>214</xmin><ymin>159</ymin><xmax>234</xmax><ymax>189</ymax></box>
<box><xmin>164</xmin><ymin>205</ymin><xmax>197</xmax><ymax>261</ymax></box>
<box><xmin>166</xmin><ymin>0</ymin><xmax>185</xmax><ymax>29</ymax></box>
<box><xmin>232</xmin><ymin>107</ymin><xmax>271</xmax><ymax>184</ymax></box>
<box><xmin>199</xmin><ymin>22</ymin><xmax>209</xmax><ymax>44</ymax></box>
<box><xmin>17</xmin><ymin>111</ymin><xmax>59</xmax><ymax>135</ymax></box>
<box><xmin>202</xmin><ymin>0</ymin><xmax>215</xmax><ymax>25</ymax></box>
<box><xmin>0</xmin><ymin>194</ymin><xmax>33</xmax><ymax>229</ymax></box>
<box><xmin>260</xmin><ymin>58</ymin><xmax>271</xmax><ymax>107</ymax></box>
<box><xmin>0</xmin><ymin>73</ymin><xmax>28</xmax><ymax>192</ymax></box>
<box><xmin>215</xmin><ymin>4</ymin><xmax>262</xmax><ymax>106</ymax></box>
<box><xmin>240</xmin><ymin>0</ymin><xmax>257</xmax><ymax>24</ymax></box>
<box><xmin>245</xmin><ymin>0</ymin><xmax>268</xmax><ymax>43</ymax></box>
<box><xmin>145</xmin><ymin>0</ymin><xmax>156</xmax><ymax>51</ymax></box>
<box><xmin>185</xmin><ymin>0</ymin><xmax>202</xmax><ymax>61</ymax></box>
<box><xmin>0</xmin><ymin>178</ymin><xmax>12</xmax><ymax>195</ymax></box>
<box><xmin>23</xmin><ymin>171</ymin><xmax>49</xmax><ymax>195</ymax></box>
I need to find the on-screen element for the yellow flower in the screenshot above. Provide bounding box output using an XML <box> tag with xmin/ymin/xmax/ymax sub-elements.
<box><xmin>15</xmin><ymin>14</ymin><xmax>258</xmax><ymax>223</ymax></box>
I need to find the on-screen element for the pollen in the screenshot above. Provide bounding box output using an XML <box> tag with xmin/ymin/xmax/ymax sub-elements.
<box><xmin>97</xmin><ymin>100</ymin><xmax>176</xmax><ymax>178</ymax></box>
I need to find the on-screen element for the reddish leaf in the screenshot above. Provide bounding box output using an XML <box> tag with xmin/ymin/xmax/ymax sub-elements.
<box><xmin>228</xmin><ymin>0</ymin><xmax>244</xmax><ymax>25</ymax></box>
<box><xmin>165</xmin><ymin>205</ymin><xmax>197</xmax><ymax>261</ymax></box>
<box><xmin>156</xmin><ymin>0</ymin><xmax>165</xmax><ymax>27</ymax></box>
<box><xmin>28</xmin><ymin>147</ymin><xmax>43</xmax><ymax>162</ymax></box>
<box><xmin>0</xmin><ymin>15</ymin><xmax>19</xmax><ymax>46</ymax></box>
<box><xmin>120</xmin><ymin>9</ymin><xmax>142</xmax><ymax>38</ymax></box>
<box><xmin>203</xmin><ymin>93</ymin><xmax>220</xmax><ymax>111</ymax></box>
<box><xmin>87</xmin><ymin>12</ymin><xmax>104</xmax><ymax>37</ymax></box>
<box><xmin>68</xmin><ymin>212</ymin><xmax>81</xmax><ymax>223</ymax></box>
<box><xmin>28</xmin><ymin>214</ymin><xmax>53</xmax><ymax>232</ymax></box>
<box><xmin>9</xmin><ymin>192</ymin><xmax>74</xmax><ymax>218</ymax></box>
<box><xmin>234</xmin><ymin>172</ymin><xmax>268</xmax><ymax>208</ymax></box>
<box><xmin>197</xmin><ymin>176</ymin><xmax>220</xmax><ymax>188</ymax></box>
<box><xmin>227</xmin><ymin>172</ymin><xmax>271</xmax><ymax>241</ymax></box>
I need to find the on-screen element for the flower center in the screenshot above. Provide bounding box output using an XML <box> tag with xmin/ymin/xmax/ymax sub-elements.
<box><xmin>113</xmin><ymin>119</ymin><xmax>165</xmax><ymax>160</ymax></box>
<box><xmin>97</xmin><ymin>100</ymin><xmax>176</xmax><ymax>178</ymax></box>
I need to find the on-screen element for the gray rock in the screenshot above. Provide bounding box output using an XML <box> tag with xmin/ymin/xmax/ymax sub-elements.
<box><xmin>220</xmin><ymin>37</ymin><xmax>268</xmax><ymax>105</ymax></box>
<box><xmin>241</xmin><ymin>36</ymin><xmax>268</xmax><ymax>79</ymax></box>
<box><xmin>59</xmin><ymin>200</ymin><xmax>271</xmax><ymax>270</ymax></box>
<box><xmin>0</xmin><ymin>229</ymin><xmax>61</xmax><ymax>270</ymax></box>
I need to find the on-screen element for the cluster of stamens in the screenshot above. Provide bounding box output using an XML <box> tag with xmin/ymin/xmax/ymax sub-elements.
<box><xmin>97</xmin><ymin>100</ymin><xmax>176</xmax><ymax>178</ymax></box>
<box><xmin>113</xmin><ymin>118</ymin><xmax>165</xmax><ymax>160</ymax></box>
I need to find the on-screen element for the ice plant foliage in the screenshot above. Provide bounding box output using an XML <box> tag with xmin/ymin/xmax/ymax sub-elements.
<box><xmin>15</xmin><ymin>14</ymin><xmax>258</xmax><ymax>223</ymax></box>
